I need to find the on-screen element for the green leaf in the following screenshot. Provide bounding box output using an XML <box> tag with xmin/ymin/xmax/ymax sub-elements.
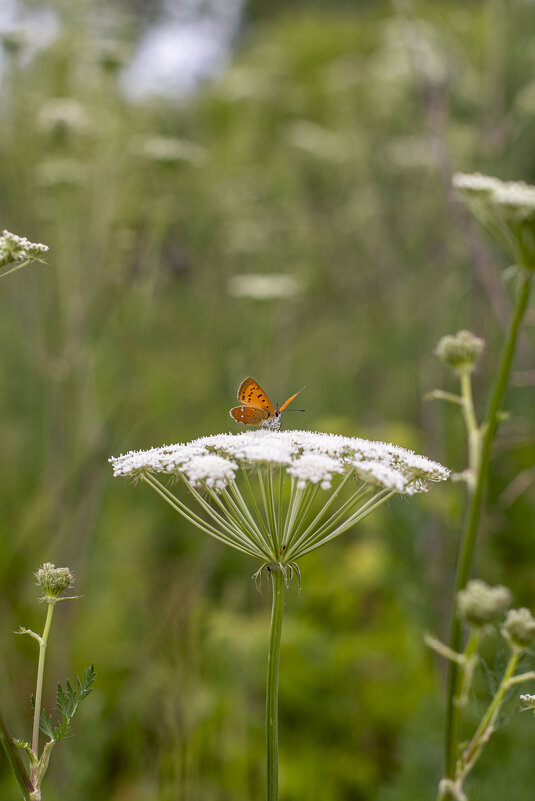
<box><xmin>13</xmin><ymin>740</ymin><xmax>37</xmax><ymax>766</ymax></box>
<box><xmin>40</xmin><ymin>664</ymin><xmax>96</xmax><ymax>743</ymax></box>
<box><xmin>0</xmin><ymin>711</ymin><xmax>34</xmax><ymax>801</ymax></box>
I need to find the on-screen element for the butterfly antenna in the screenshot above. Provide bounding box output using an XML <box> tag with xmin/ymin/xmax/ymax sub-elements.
<box><xmin>278</xmin><ymin>386</ymin><xmax>306</xmax><ymax>413</ymax></box>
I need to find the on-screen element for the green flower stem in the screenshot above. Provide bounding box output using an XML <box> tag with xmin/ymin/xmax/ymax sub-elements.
<box><xmin>459</xmin><ymin>371</ymin><xmax>481</xmax><ymax>483</ymax></box>
<box><xmin>0</xmin><ymin>713</ymin><xmax>33</xmax><ymax>801</ymax></box>
<box><xmin>461</xmin><ymin>648</ymin><xmax>520</xmax><ymax>778</ymax></box>
<box><xmin>445</xmin><ymin>270</ymin><xmax>532</xmax><ymax>778</ymax></box>
<box><xmin>31</xmin><ymin>603</ymin><xmax>55</xmax><ymax>775</ymax></box>
<box><xmin>266</xmin><ymin>567</ymin><xmax>285</xmax><ymax>801</ymax></box>
<box><xmin>0</xmin><ymin>258</ymin><xmax>32</xmax><ymax>280</ymax></box>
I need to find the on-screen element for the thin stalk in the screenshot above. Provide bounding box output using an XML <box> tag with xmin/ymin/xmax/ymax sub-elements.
<box><xmin>281</xmin><ymin>479</ymin><xmax>306</xmax><ymax>549</ymax></box>
<box><xmin>266</xmin><ymin>568</ymin><xmax>285</xmax><ymax>801</ymax></box>
<box><xmin>208</xmin><ymin>483</ymin><xmax>271</xmax><ymax>557</ymax></box>
<box><xmin>31</xmin><ymin>603</ymin><xmax>54</xmax><ymax>772</ymax></box>
<box><xmin>266</xmin><ymin>468</ymin><xmax>279</xmax><ymax>552</ymax></box>
<box><xmin>445</xmin><ymin>271</ymin><xmax>532</xmax><ymax>777</ymax></box>
<box><xmin>143</xmin><ymin>475</ymin><xmax>261</xmax><ymax>558</ymax></box>
<box><xmin>459</xmin><ymin>371</ymin><xmax>481</xmax><ymax>482</ymax></box>
<box><xmin>257</xmin><ymin>469</ymin><xmax>278</xmax><ymax>555</ymax></box>
<box><xmin>241</xmin><ymin>468</ymin><xmax>272</xmax><ymax>545</ymax></box>
<box><xmin>224</xmin><ymin>482</ymin><xmax>273</xmax><ymax>556</ymax></box>
<box><xmin>284</xmin><ymin>483</ymin><xmax>320</xmax><ymax>548</ymax></box>
<box><xmin>289</xmin><ymin>483</ymin><xmax>378</xmax><ymax>558</ymax></box>
<box><xmin>295</xmin><ymin>490</ymin><xmax>394</xmax><ymax>558</ymax></box>
<box><xmin>461</xmin><ymin>649</ymin><xmax>520</xmax><ymax>777</ymax></box>
<box><xmin>0</xmin><ymin>258</ymin><xmax>33</xmax><ymax>280</ymax></box>
<box><xmin>277</xmin><ymin>467</ymin><xmax>284</xmax><ymax>548</ymax></box>
<box><xmin>284</xmin><ymin>471</ymin><xmax>359</xmax><ymax>558</ymax></box>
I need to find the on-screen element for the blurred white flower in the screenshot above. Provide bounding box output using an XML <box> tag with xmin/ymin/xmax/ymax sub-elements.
<box><xmin>36</xmin><ymin>158</ymin><xmax>85</xmax><ymax>187</ymax></box>
<box><xmin>453</xmin><ymin>172</ymin><xmax>535</xmax><ymax>270</ymax></box>
<box><xmin>38</xmin><ymin>98</ymin><xmax>88</xmax><ymax>137</ymax></box>
<box><xmin>137</xmin><ymin>135</ymin><xmax>206</xmax><ymax>166</ymax></box>
<box><xmin>110</xmin><ymin>430</ymin><xmax>449</xmax><ymax>567</ymax></box>
<box><xmin>228</xmin><ymin>274</ymin><xmax>301</xmax><ymax>300</ymax></box>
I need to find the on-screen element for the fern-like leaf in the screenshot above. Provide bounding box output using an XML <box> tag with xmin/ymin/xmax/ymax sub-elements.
<box><xmin>39</xmin><ymin>664</ymin><xmax>96</xmax><ymax>742</ymax></box>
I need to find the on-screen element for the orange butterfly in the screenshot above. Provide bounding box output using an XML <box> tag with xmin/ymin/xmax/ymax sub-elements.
<box><xmin>229</xmin><ymin>377</ymin><xmax>304</xmax><ymax>430</ymax></box>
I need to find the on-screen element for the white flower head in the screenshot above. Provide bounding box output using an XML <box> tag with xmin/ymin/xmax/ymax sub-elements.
<box><xmin>453</xmin><ymin>172</ymin><xmax>535</xmax><ymax>269</ymax></box>
<box><xmin>228</xmin><ymin>274</ymin><xmax>302</xmax><ymax>301</ymax></box>
<box><xmin>110</xmin><ymin>430</ymin><xmax>449</xmax><ymax>566</ymax></box>
<box><xmin>183</xmin><ymin>454</ymin><xmax>237</xmax><ymax>490</ymax></box>
<box><xmin>287</xmin><ymin>453</ymin><xmax>345</xmax><ymax>489</ymax></box>
<box><xmin>0</xmin><ymin>229</ymin><xmax>49</xmax><ymax>269</ymax></box>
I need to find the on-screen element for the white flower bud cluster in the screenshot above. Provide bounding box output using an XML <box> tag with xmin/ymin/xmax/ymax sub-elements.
<box><xmin>0</xmin><ymin>229</ymin><xmax>49</xmax><ymax>268</ymax></box>
<box><xmin>110</xmin><ymin>429</ymin><xmax>449</xmax><ymax>495</ymax></box>
<box><xmin>453</xmin><ymin>172</ymin><xmax>535</xmax><ymax>270</ymax></box>
<box><xmin>453</xmin><ymin>172</ymin><xmax>535</xmax><ymax>221</ymax></box>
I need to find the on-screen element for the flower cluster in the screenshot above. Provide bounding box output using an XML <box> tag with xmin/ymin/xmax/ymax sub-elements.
<box><xmin>0</xmin><ymin>229</ymin><xmax>49</xmax><ymax>269</ymax></box>
<box><xmin>110</xmin><ymin>429</ymin><xmax>449</xmax><ymax>494</ymax></box>
<box><xmin>35</xmin><ymin>562</ymin><xmax>74</xmax><ymax>602</ymax></box>
<box><xmin>456</xmin><ymin>579</ymin><xmax>511</xmax><ymax>627</ymax></box>
<box><xmin>502</xmin><ymin>607</ymin><xmax>535</xmax><ymax>649</ymax></box>
<box><xmin>110</xmin><ymin>431</ymin><xmax>449</xmax><ymax>568</ymax></box>
<box><xmin>435</xmin><ymin>330</ymin><xmax>485</xmax><ymax>374</ymax></box>
<box><xmin>453</xmin><ymin>172</ymin><xmax>535</xmax><ymax>270</ymax></box>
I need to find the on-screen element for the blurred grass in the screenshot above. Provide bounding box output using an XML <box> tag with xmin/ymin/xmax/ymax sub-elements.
<box><xmin>0</xmin><ymin>0</ymin><xmax>535</xmax><ymax>798</ymax></box>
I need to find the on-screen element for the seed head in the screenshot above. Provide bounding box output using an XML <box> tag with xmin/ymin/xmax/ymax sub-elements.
<box><xmin>435</xmin><ymin>330</ymin><xmax>485</xmax><ymax>374</ymax></box>
<box><xmin>456</xmin><ymin>579</ymin><xmax>511</xmax><ymax>627</ymax></box>
<box><xmin>502</xmin><ymin>607</ymin><xmax>535</xmax><ymax>650</ymax></box>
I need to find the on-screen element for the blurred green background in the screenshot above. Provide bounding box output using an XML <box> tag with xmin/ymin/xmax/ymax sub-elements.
<box><xmin>1</xmin><ymin>0</ymin><xmax>535</xmax><ymax>798</ymax></box>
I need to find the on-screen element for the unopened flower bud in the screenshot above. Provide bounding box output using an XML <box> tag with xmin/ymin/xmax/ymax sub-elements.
<box><xmin>457</xmin><ymin>579</ymin><xmax>511</xmax><ymax>627</ymax></box>
<box><xmin>35</xmin><ymin>563</ymin><xmax>74</xmax><ymax>601</ymax></box>
<box><xmin>520</xmin><ymin>694</ymin><xmax>535</xmax><ymax>714</ymax></box>
<box><xmin>435</xmin><ymin>330</ymin><xmax>485</xmax><ymax>373</ymax></box>
<box><xmin>502</xmin><ymin>607</ymin><xmax>535</xmax><ymax>649</ymax></box>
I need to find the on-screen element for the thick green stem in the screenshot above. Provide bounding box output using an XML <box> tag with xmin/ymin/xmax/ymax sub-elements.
<box><xmin>30</xmin><ymin>602</ymin><xmax>55</xmax><ymax>790</ymax></box>
<box><xmin>266</xmin><ymin>567</ymin><xmax>285</xmax><ymax>801</ymax></box>
<box><xmin>445</xmin><ymin>271</ymin><xmax>532</xmax><ymax>777</ymax></box>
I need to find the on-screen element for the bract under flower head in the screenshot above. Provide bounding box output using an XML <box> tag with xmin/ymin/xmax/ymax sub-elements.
<box><xmin>110</xmin><ymin>430</ymin><xmax>449</xmax><ymax>568</ymax></box>
<box><xmin>453</xmin><ymin>172</ymin><xmax>535</xmax><ymax>270</ymax></box>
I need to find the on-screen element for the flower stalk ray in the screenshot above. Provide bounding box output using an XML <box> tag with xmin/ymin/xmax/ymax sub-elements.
<box><xmin>112</xmin><ymin>430</ymin><xmax>449</xmax><ymax>567</ymax></box>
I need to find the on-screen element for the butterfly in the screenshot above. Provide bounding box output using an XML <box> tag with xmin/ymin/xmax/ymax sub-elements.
<box><xmin>229</xmin><ymin>377</ymin><xmax>304</xmax><ymax>430</ymax></box>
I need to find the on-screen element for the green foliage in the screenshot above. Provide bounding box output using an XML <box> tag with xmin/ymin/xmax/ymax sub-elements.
<box><xmin>38</xmin><ymin>665</ymin><xmax>96</xmax><ymax>743</ymax></box>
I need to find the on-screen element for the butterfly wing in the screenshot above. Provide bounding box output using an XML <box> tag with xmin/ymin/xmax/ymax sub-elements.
<box><xmin>229</xmin><ymin>406</ymin><xmax>270</xmax><ymax>425</ymax></box>
<box><xmin>237</xmin><ymin>377</ymin><xmax>275</xmax><ymax>417</ymax></box>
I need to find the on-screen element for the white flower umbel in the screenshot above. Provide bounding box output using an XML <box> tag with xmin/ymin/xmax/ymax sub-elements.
<box><xmin>110</xmin><ymin>429</ymin><xmax>449</xmax><ymax>571</ymax></box>
<box><xmin>110</xmin><ymin>428</ymin><xmax>448</xmax><ymax>801</ymax></box>
<box><xmin>0</xmin><ymin>229</ymin><xmax>49</xmax><ymax>279</ymax></box>
<box><xmin>453</xmin><ymin>172</ymin><xmax>535</xmax><ymax>270</ymax></box>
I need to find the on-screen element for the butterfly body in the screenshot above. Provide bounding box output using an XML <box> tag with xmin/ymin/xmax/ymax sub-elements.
<box><xmin>229</xmin><ymin>377</ymin><xmax>303</xmax><ymax>430</ymax></box>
